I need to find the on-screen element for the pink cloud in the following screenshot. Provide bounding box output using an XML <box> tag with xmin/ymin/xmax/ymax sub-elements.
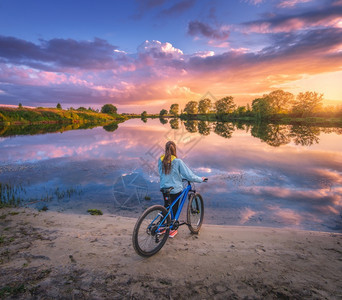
<box><xmin>1</xmin><ymin>28</ymin><xmax>342</xmax><ymax>109</ymax></box>
<box><xmin>243</xmin><ymin>6</ymin><xmax>342</xmax><ymax>33</ymax></box>
<box><xmin>277</xmin><ymin>0</ymin><xmax>313</xmax><ymax>8</ymax></box>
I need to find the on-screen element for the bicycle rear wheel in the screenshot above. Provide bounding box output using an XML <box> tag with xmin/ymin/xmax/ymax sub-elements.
<box><xmin>132</xmin><ymin>205</ymin><xmax>171</xmax><ymax>257</ymax></box>
<box><xmin>187</xmin><ymin>193</ymin><xmax>204</xmax><ymax>234</ymax></box>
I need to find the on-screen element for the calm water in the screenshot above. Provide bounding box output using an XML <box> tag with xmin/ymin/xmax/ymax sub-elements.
<box><xmin>1</xmin><ymin>118</ymin><xmax>342</xmax><ymax>232</ymax></box>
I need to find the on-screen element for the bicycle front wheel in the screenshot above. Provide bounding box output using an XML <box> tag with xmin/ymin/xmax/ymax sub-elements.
<box><xmin>132</xmin><ymin>205</ymin><xmax>171</xmax><ymax>257</ymax></box>
<box><xmin>187</xmin><ymin>193</ymin><xmax>204</xmax><ymax>234</ymax></box>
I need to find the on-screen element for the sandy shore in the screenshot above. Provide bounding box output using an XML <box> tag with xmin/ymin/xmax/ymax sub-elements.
<box><xmin>0</xmin><ymin>208</ymin><xmax>341</xmax><ymax>299</ymax></box>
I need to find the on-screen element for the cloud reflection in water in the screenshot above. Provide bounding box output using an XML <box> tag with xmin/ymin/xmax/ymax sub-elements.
<box><xmin>0</xmin><ymin>118</ymin><xmax>341</xmax><ymax>232</ymax></box>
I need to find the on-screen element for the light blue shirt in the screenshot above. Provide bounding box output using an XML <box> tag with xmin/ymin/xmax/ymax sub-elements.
<box><xmin>158</xmin><ymin>157</ymin><xmax>202</xmax><ymax>194</ymax></box>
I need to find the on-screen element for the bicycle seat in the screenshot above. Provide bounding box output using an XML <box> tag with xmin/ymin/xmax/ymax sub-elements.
<box><xmin>160</xmin><ymin>187</ymin><xmax>174</xmax><ymax>194</ymax></box>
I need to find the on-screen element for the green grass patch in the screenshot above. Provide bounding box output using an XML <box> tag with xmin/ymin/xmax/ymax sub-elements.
<box><xmin>0</xmin><ymin>284</ymin><xmax>26</xmax><ymax>297</ymax></box>
<box><xmin>8</xmin><ymin>212</ymin><xmax>19</xmax><ymax>216</ymax></box>
<box><xmin>39</xmin><ymin>206</ymin><xmax>48</xmax><ymax>212</ymax></box>
<box><xmin>0</xmin><ymin>107</ymin><xmax>128</xmax><ymax>131</ymax></box>
<box><xmin>87</xmin><ymin>209</ymin><xmax>103</xmax><ymax>215</ymax></box>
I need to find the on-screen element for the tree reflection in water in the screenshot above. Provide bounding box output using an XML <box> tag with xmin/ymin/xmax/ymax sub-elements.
<box><xmin>214</xmin><ymin>122</ymin><xmax>234</xmax><ymax>139</ymax></box>
<box><xmin>103</xmin><ymin>123</ymin><xmax>118</xmax><ymax>132</ymax></box>
<box><xmin>184</xmin><ymin>120</ymin><xmax>198</xmax><ymax>133</ymax></box>
<box><xmin>290</xmin><ymin>125</ymin><xmax>320</xmax><ymax>146</ymax></box>
<box><xmin>198</xmin><ymin>121</ymin><xmax>211</xmax><ymax>136</ymax></box>
<box><xmin>159</xmin><ymin>117</ymin><xmax>168</xmax><ymax>125</ymax></box>
<box><xmin>178</xmin><ymin>120</ymin><xmax>342</xmax><ymax>147</ymax></box>
<box><xmin>169</xmin><ymin>118</ymin><xmax>179</xmax><ymax>129</ymax></box>
<box><xmin>251</xmin><ymin>123</ymin><xmax>291</xmax><ymax>147</ymax></box>
<box><xmin>1</xmin><ymin>119</ymin><xmax>341</xmax><ymax>149</ymax></box>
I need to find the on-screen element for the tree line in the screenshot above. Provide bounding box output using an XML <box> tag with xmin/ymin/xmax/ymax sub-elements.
<box><xmin>157</xmin><ymin>90</ymin><xmax>342</xmax><ymax>119</ymax></box>
<box><xmin>18</xmin><ymin>102</ymin><xmax>119</xmax><ymax>115</ymax></box>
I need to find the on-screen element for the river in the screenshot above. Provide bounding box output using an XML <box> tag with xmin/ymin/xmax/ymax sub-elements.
<box><xmin>0</xmin><ymin>118</ymin><xmax>341</xmax><ymax>232</ymax></box>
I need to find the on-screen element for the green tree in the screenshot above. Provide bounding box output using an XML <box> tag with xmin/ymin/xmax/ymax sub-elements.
<box><xmin>18</xmin><ymin>103</ymin><xmax>23</xmax><ymax>108</ymax></box>
<box><xmin>265</xmin><ymin>90</ymin><xmax>294</xmax><ymax>114</ymax></box>
<box><xmin>56</xmin><ymin>103</ymin><xmax>62</xmax><ymax>109</ymax></box>
<box><xmin>160</xmin><ymin>109</ymin><xmax>168</xmax><ymax>116</ymax></box>
<box><xmin>215</xmin><ymin>96</ymin><xmax>235</xmax><ymax>114</ymax></box>
<box><xmin>141</xmin><ymin>111</ymin><xmax>148</xmax><ymax>117</ymax></box>
<box><xmin>236</xmin><ymin>106</ymin><xmax>246</xmax><ymax>116</ymax></box>
<box><xmin>77</xmin><ymin>107</ymin><xmax>87</xmax><ymax>111</ymax></box>
<box><xmin>169</xmin><ymin>104</ymin><xmax>179</xmax><ymax>116</ymax></box>
<box><xmin>184</xmin><ymin>101</ymin><xmax>198</xmax><ymax>114</ymax></box>
<box><xmin>101</xmin><ymin>104</ymin><xmax>117</xmax><ymax>114</ymax></box>
<box><xmin>292</xmin><ymin>92</ymin><xmax>323</xmax><ymax>117</ymax></box>
<box><xmin>252</xmin><ymin>97</ymin><xmax>273</xmax><ymax>119</ymax></box>
<box><xmin>198</xmin><ymin>98</ymin><xmax>212</xmax><ymax>114</ymax></box>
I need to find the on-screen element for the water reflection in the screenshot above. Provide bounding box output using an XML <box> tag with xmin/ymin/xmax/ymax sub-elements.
<box><xmin>0</xmin><ymin>119</ymin><xmax>341</xmax><ymax>232</ymax></box>
<box><xmin>198</xmin><ymin>121</ymin><xmax>210</xmax><ymax>136</ymax></box>
<box><xmin>169</xmin><ymin>118</ymin><xmax>179</xmax><ymax>129</ymax></box>
<box><xmin>159</xmin><ymin>117</ymin><xmax>168</xmax><ymax>125</ymax></box>
<box><xmin>214</xmin><ymin>122</ymin><xmax>234</xmax><ymax>139</ymax></box>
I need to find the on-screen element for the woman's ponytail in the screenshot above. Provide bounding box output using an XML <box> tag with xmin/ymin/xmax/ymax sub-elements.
<box><xmin>162</xmin><ymin>141</ymin><xmax>177</xmax><ymax>174</ymax></box>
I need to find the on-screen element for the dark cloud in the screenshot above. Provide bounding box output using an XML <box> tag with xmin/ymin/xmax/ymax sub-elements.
<box><xmin>132</xmin><ymin>0</ymin><xmax>166</xmax><ymax>19</ymax></box>
<box><xmin>261</xmin><ymin>28</ymin><xmax>342</xmax><ymax>57</ymax></box>
<box><xmin>0</xmin><ymin>36</ymin><xmax>119</xmax><ymax>71</ymax></box>
<box><xmin>159</xmin><ymin>0</ymin><xmax>195</xmax><ymax>16</ymax></box>
<box><xmin>243</xmin><ymin>5</ymin><xmax>342</xmax><ymax>32</ymax></box>
<box><xmin>188</xmin><ymin>21</ymin><xmax>230</xmax><ymax>40</ymax></box>
<box><xmin>134</xmin><ymin>0</ymin><xmax>195</xmax><ymax>19</ymax></box>
<box><xmin>187</xmin><ymin>27</ymin><xmax>342</xmax><ymax>72</ymax></box>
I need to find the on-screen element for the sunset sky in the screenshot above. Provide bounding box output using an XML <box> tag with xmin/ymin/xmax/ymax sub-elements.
<box><xmin>0</xmin><ymin>0</ymin><xmax>341</xmax><ymax>112</ymax></box>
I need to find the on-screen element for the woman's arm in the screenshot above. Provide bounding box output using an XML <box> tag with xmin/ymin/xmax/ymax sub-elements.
<box><xmin>178</xmin><ymin>159</ymin><xmax>203</xmax><ymax>183</ymax></box>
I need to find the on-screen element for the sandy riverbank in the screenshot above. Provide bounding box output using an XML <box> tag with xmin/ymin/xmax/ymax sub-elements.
<box><xmin>0</xmin><ymin>208</ymin><xmax>341</xmax><ymax>299</ymax></box>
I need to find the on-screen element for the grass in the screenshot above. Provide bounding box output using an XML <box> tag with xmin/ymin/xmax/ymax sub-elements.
<box><xmin>0</xmin><ymin>106</ymin><xmax>127</xmax><ymax>125</ymax></box>
<box><xmin>8</xmin><ymin>212</ymin><xmax>19</xmax><ymax>216</ymax></box>
<box><xmin>0</xmin><ymin>284</ymin><xmax>26</xmax><ymax>297</ymax></box>
<box><xmin>0</xmin><ymin>183</ymin><xmax>83</xmax><ymax>211</ymax></box>
<box><xmin>0</xmin><ymin>183</ymin><xmax>24</xmax><ymax>208</ymax></box>
<box><xmin>39</xmin><ymin>206</ymin><xmax>48</xmax><ymax>212</ymax></box>
<box><xmin>87</xmin><ymin>209</ymin><xmax>103</xmax><ymax>215</ymax></box>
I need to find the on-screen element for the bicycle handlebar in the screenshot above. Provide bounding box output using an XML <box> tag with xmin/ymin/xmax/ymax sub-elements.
<box><xmin>182</xmin><ymin>178</ymin><xmax>208</xmax><ymax>183</ymax></box>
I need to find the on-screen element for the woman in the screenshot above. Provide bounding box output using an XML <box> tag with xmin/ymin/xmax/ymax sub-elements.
<box><xmin>158</xmin><ymin>141</ymin><xmax>205</xmax><ymax>238</ymax></box>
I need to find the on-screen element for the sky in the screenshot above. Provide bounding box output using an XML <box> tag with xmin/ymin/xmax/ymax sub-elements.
<box><xmin>0</xmin><ymin>0</ymin><xmax>341</xmax><ymax>113</ymax></box>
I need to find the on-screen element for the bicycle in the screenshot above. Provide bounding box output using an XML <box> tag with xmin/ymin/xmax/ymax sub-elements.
<box><xmin>132</xmin><ymin>178</ymin><xmax>208</xmax><ymax>257</ymax></box>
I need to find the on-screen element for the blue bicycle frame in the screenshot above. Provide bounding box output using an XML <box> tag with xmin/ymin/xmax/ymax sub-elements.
<box><xmin>153</xmin><ymin>183</ymin><xmax>192</xmax><ymax>232</ymax></box>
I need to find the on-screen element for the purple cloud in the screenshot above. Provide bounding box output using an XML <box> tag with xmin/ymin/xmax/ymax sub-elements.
<box><xmin>0</xmin><ymin>36</ymin><xmax>120</xmax><ymax>71</ymax></box>
<box><xmin>188</xmin><ymin>20</ymin><xmax>230</xmax><ymax>40</ymax></box>
<box><xmin>243</xmin><ymin>5</ymin><xmax>342</xmax><ymax>33</ymax></box>
<box><xmin>187</xmin><ymin>27</ymin><xmax>342</xmax><ymax>71</ymax></box>
<box><xmin>160</xmin><ymin>0</ymin><xmax>195</xmax><ymax>16</ymax></box>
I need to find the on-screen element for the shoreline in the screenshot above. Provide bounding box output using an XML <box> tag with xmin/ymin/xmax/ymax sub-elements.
<box><xmin>1</xmin><ymin>208</ymin><xmax>341</xmax><ymax>299</ymax></box>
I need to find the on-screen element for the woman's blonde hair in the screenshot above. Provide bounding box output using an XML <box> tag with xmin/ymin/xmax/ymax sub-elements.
<box><xmin>162</xmin><ymin>141</ymin><xmax>177</xmax><ymax>174</ymax></box>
